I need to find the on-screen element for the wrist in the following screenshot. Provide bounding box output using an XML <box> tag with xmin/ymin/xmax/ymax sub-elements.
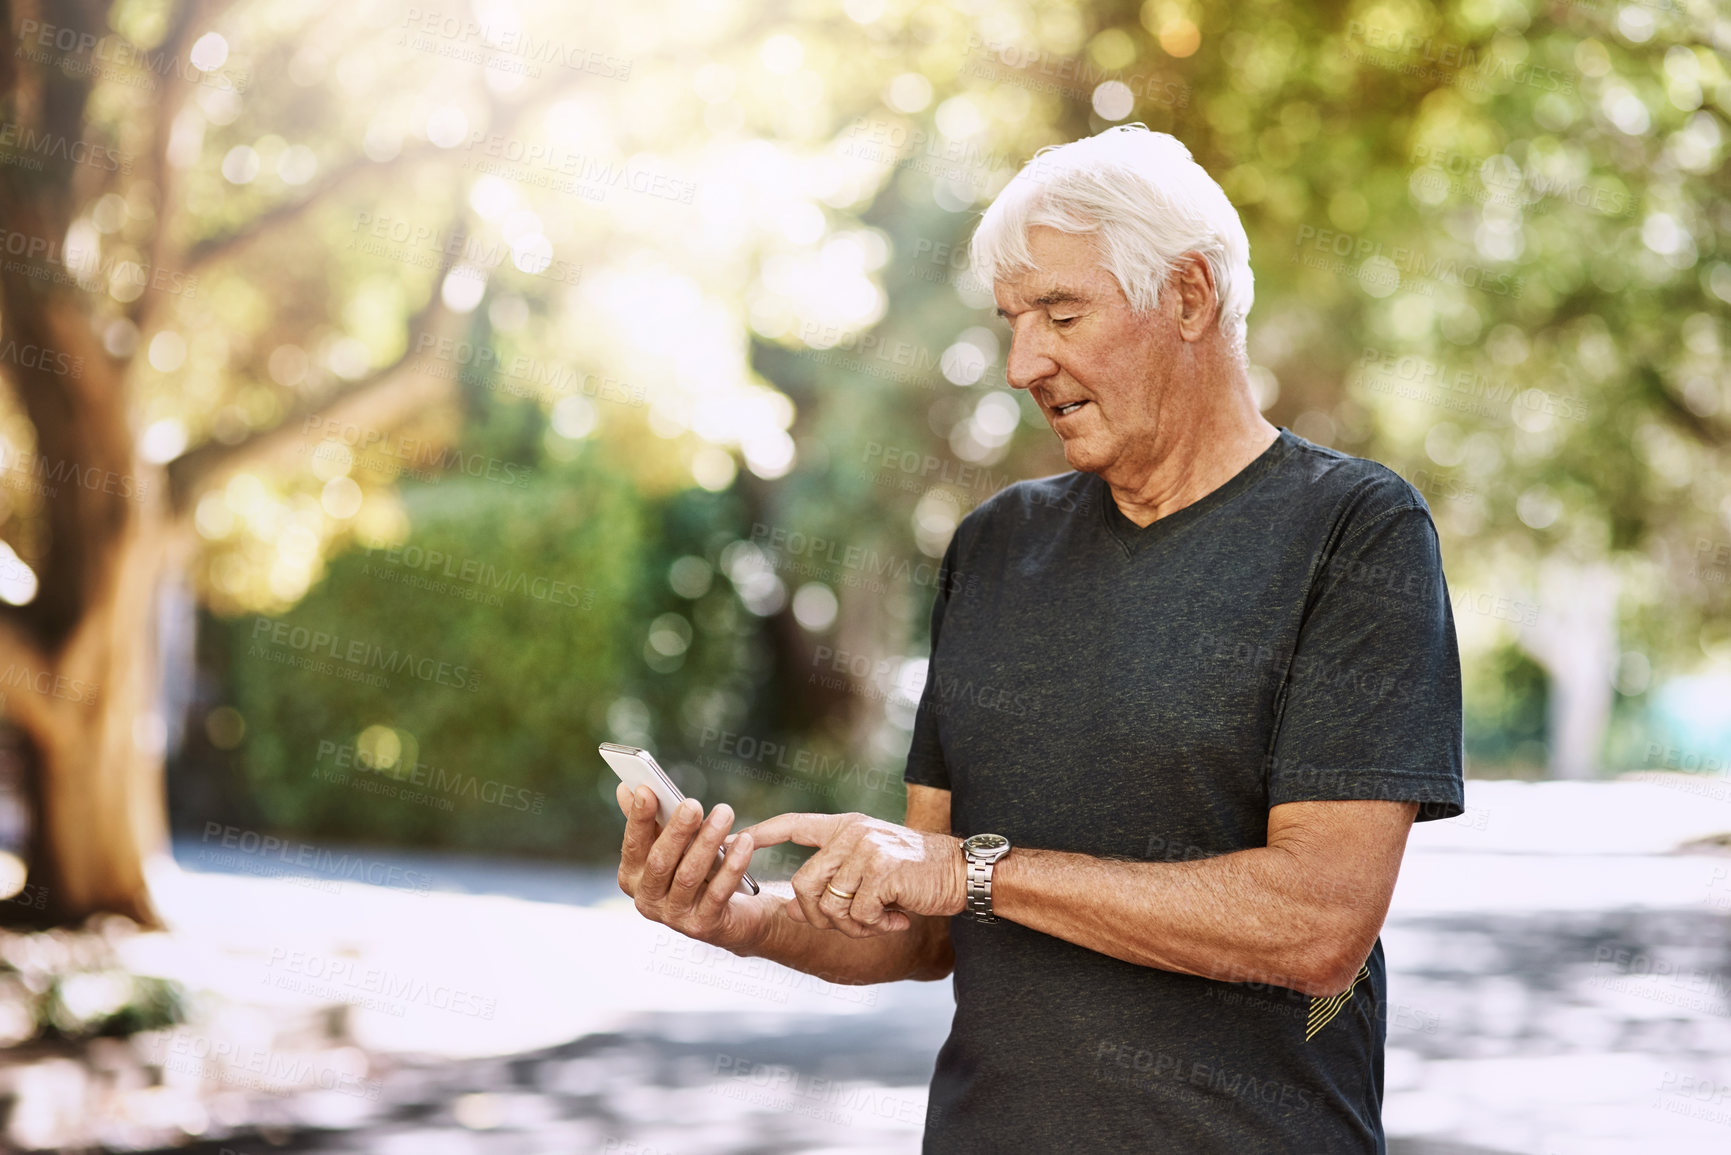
<box><xmin>724</xmin><ymin>890</ymin><xmax>780</xmax><ymax>958</ymax></box>
<box><xmin>948</xmin><ymin>836</ymin><xmax>968</xmax><ymax>916</ymax></box>
<box><xmin>957</xmin><ymin>833</ymin><xmax>1014</xmax><ymax>922</ymax></box>
<box><xmin>988</xmin><ymin>844</ymin><xmax>1021</xmax><ymax>918</ymax></box>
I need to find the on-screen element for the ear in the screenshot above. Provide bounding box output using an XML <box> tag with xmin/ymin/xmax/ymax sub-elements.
<box><xmin>1172</xmin><ymin>253</ymin><xmax>1220</xmax><ymax>344</ymax></box>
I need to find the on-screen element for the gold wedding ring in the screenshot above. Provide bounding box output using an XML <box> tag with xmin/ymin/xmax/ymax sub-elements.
<box><xmin>825</xmin><ymin>882</ymin><xmax>856</xmax><ymax>901</ymax></box>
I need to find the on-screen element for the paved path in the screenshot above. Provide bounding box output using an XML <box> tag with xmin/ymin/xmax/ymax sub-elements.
<box><xmin>4</xmin><ymin>779</ymin><xmax>1728</xmax><ymax>1153</ymax></box>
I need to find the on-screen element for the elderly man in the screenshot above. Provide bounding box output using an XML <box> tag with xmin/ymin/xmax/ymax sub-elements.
<box><xmin>616</xmin><ymin>124</ymin><xmax>1463</xmax><ymax>1153</ymax></box>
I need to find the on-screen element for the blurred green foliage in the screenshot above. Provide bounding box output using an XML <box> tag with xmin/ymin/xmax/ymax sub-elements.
<box><xmin>1463</xmin><ymin>642</ymin><xmax>1550</xmax><ymax>773</ymax></box>
<box><xmin>211</xmin><ymin>387</ymin><xmax>920</xmax><ymax>856</ymax></box>
<box><xmin>222</xmin><ymin>398</ymin><xmax>647</xmax><ymax>856</ymax></box>
<box><xmin>150</xmin><ymin>0</ymin><xmax>1731</xmax><ymax>857</ymax></box>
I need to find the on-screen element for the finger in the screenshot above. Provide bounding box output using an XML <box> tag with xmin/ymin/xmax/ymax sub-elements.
<box><xmin>846</xmin><ymin>898</ymin><xmax>907</xmax><ymax>935</ymax></box>
<box><xmin>823</xmin><ymin>869</ymin><xmax>888</xmax><ymax>940</ymax></box>
<box><xmin>787</xmin><ymin>825</ymin><xmax>863</xmax><ymax>931</ymax></box>
<box><xmin>820</xmin><ymin>869</ymin><xmax>865</xmax><ymax>924</ymax></box>
<box><xmin>847</xmin><ymin>881</ymin><xmax>887</xmax><ymax>928</ymax></box>
<box><xmin>737</xmin><ymin>812</ymin><xmax>847</xmax><ymax>851</ymax></box>
<box><xmin>847</xmin><ymin>861</ymin><xmax>911</xmax><ymax>931</ymax></box>
<box><xmin>620</xmin><ymin>787</ymin><xmax>663</xmax><ymax>875</ymax></box>
<box><xmin>614</xmin><ymin>781</ymin><xmax>634</xmax><ymax>816</ymax></box>
<box><xmin>824</xmin><ymin>895</ymin><xmax>879</xmax><ymax>940</ymax></box>
<box><xmin>695</xmin><ymin>831</ymin><xmax>754</xmax><ymax>923</ymax></box>
<box><xmin>639</xmin><ymin>797</ymin><xmax>704</xmax><ymax>900</ymax></box>
<box><xmin>848</xmin><ymin>875</ymin><xmax>911</xmax><ymax>935</ymax></box>
<box><xmin>668</xmin><ymin>803</ymin><xmax>734</xmax><ymax>912</ymax></box>
<box><xmin>789</xmin><ymin>851</ymin><xmax>840</xmax><ymax>930</ymax></box>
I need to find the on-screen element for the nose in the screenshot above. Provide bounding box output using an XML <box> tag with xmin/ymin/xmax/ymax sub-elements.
<box><xmin>1004</xmin><ymin>318</ymin><xmax>1057</xmax><ymax>393</ymax></box>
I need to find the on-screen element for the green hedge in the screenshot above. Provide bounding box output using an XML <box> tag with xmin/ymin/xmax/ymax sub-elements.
<box><xmin>224</xmin><ymin>438</ymin><xmax>647</xmax><ymax>859</ymax></box>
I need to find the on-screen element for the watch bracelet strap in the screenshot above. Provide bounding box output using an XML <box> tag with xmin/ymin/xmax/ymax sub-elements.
<box><xmin>966</xmin><ymin>855</ymin><xmax>997</xmax><ymax>922</ymax></box>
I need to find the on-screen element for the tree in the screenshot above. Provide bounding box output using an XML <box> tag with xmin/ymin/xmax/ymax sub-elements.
<box><xmin>5</xmin><ymin>0</ymin><xmax>1726</xmax><ymax>929</ymax></box>
<box><xmin>1038</xmin><ymin>0</ymin><xmax>1731</xmax><ymax>778</ymax></box>
<box><xmin>0</xmin><ymin>0</ymin><xmax>1003</xmax><ymax>922</ymax></box>
<box><xmin>753</xmin><ymin>0</ymin><xmax>1731</xmax><ymax>784</ymax></box>
<box><xmin>0</xmin><ymin>0</ymin><xmax>486</xmax><ymax>923</ymax></box>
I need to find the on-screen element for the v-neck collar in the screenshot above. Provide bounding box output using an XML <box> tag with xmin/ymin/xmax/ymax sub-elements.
<box><xmin>1098</xmin><ymin>429</ymin><xmax>1295</xmax><ymax>556</ymax></box>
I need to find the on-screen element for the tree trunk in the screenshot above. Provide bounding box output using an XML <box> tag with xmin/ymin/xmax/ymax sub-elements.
<box><xmin>0</xmin><ymin>0</ymin><xmax>481</xmax><ymax>926</ymax></box>
<box><xmin>2</xmin><ymin>513</ymin><xmax>172</xmax><ymax>927</ymax></box>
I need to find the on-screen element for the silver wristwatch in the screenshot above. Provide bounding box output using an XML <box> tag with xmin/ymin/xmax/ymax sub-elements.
<box><xmin>960</xmin><ymin>833</ymin><xmax>1011</xmax><ymax>923</ymax></box>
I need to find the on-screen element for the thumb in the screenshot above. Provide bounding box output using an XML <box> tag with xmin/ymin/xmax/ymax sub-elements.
<box><xmin>784</xmin><ymin>898</ymin><xmax>809</xmax><ymax>923</ymax></box>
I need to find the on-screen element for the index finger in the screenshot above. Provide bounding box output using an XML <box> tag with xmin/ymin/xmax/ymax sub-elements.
<box><xmin>737</xmin><ymin>812</ymin><xmax>849</xmax><ymax>850</ymax></box>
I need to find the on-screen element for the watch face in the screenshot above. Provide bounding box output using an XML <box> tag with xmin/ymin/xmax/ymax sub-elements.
<box><xmin>964</xmin><ymin>833</ymin><xmax>1010</xmax><ymax>859</ymax></box>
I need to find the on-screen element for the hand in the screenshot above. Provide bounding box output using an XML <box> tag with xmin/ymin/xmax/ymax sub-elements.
<box><xmin>737</xmin><ymin>811</ymin><xmax>966</xmax><ymax>938</ymax></box>
<box><xmin>615</xmin><ymin>783</ymin><xmax>773</xmax><ymax>954</ymax></box>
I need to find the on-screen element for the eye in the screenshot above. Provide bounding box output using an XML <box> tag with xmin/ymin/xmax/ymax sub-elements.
<box><xmin>1052</xmin><ymin>315</ymin><xmax>1079</xmax><ymax>327</ymax></box>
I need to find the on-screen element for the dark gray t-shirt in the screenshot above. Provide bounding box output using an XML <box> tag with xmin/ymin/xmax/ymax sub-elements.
<box><xmin>904</xmin><ymin>429</ymin><xmax>1464</xmax><ymax>1154</ymax></box>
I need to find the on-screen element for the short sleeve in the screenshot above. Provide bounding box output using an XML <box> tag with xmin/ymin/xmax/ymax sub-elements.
<box><xmin>1267</xmin><ymin>503</ymin><xmax>1465</xmax><ymax>821</ymax></box>
<box><xmin>903</xmin><ymin>531</ymin><xmax>961</xmax><ymax>791</ymax></box>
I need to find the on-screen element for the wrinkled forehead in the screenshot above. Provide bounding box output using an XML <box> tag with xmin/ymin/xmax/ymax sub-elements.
<box><xmin>991</xmin><ymin>231</ymin><xmax>1126</xmax><ymax>314</ymax></box>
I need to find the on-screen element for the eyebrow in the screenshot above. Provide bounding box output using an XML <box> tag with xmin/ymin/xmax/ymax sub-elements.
<box><xmin>995</xmin><ymin>290</ymin><xmax>1088</xmax><ymax>319</ymax></box>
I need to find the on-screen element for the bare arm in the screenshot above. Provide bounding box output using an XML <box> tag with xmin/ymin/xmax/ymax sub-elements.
<box><xmin>990</xmin><ymin>800</ymin><xmax>1418</xmax><ymax>997</ymax></box>
<box><xmin>615</xmin><ymin>781</ymin><xmax>953</xmax><ymax>986</ymax></box>
<box><xmin>743</xmin><ymin>797</ymin><xmax>1418</xmax><ymax>998</ymax></box>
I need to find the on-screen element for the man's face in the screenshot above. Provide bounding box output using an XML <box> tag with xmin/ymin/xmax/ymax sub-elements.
<box><xmin>994</xmin><ymin>226</ymin><xmax>1191</xmax><ymax>482</ymax></box>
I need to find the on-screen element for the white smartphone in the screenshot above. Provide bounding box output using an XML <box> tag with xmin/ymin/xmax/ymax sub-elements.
<box><xmin>600</xmin><ymin>742</ymin><xmax>760</xmax><ymax>896</ymax></box>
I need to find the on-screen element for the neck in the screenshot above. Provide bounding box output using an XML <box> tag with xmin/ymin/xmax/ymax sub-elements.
<box><xmin>1103</xmin><ymin>365</ymin><xmax>1280</xmax><ymax>529</ymax></box>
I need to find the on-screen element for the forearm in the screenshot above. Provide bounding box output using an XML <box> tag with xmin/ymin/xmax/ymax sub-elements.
<box><xmin>739</xmin><ymin>883</ymin><xmax>952</xmax><ymax>985</ymax></box>
<box><xmin>991</xmin><ymin>845</ymin><xmax>1371</xmax><ymax>996</ymax></box>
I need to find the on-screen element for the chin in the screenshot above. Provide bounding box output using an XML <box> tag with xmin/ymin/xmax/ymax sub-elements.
<box><xmin>1058</xmin><ymin>436</ymin><xmax>1104</xmax><ymax>472</ymax></box>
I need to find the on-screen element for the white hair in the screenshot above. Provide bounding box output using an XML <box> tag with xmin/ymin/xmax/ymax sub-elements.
<box><xmin>970</xmin><ymin>124</ymin><xmax>1254</xmax><ymax>361</ymax></box>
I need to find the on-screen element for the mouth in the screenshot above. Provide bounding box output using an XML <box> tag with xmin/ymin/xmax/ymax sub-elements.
<box><xmin>1051</xmin><ymin>400</ymin><xmax>1090</xmax><ymax>419</ymax></box>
